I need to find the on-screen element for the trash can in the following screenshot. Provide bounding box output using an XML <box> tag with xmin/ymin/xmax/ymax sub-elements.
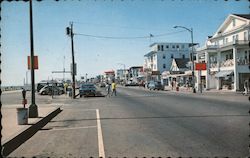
<box><xmin>17</xmin><ymin>108</ymin><xmax>28</xmax><ymax>125</ymax></box>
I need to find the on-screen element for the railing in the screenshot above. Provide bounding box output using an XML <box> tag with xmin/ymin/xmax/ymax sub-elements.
<box><xmin>220</xmin><ymin>59</ymin><xmax>234</xmax><ymax>67</ymax></box>
<box><xmin>237</xmin><ymin>58</ymin><xmax>250</xmax><ymax>65</ymax></box>
<box><xmin>210</xmin><ymin>63</ymin><xmax>218</xmax><ymax>68</ymax></box>
<box><xmin>197</xmin><ymin>40</ymin><xmax>249</xmax><ymax>51</ymax></box>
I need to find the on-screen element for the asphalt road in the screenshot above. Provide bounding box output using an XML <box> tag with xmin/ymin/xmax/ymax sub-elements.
<box><xmin>8</xmin><ymin>86</ymin><xmax>249</xmax><ymax>157</ymax></box>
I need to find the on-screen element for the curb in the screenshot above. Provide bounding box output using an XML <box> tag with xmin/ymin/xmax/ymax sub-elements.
<box><xmin>2</xmin><ymin>107</ymin><xmax>62</xmax><ymax>157</ymax></box>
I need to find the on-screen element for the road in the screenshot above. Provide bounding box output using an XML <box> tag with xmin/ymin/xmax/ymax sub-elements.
<box><xmin>7</xmin><ymin>86</ymin><xmax>249</xmax><ymax>157</ymax></box>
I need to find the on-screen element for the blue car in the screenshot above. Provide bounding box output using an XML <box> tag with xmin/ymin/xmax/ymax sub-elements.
<box><xmin>79</xmin><ymin>83</ymin><xmax>96</xmax><ymax>97</ymax></box>
<box><xmin>147</xmin><ymin>81</ymin><xmax>164</xmax><ymax>90</ymax></box>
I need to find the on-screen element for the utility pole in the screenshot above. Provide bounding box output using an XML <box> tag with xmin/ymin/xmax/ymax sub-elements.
<box><xmin>66</xmin><ymin>22</ymin><xmax>76</xmax><ymax>99</ymax></box>
<box><xmin>29</xmin><ymin>0</ymin><xmax>38</xmax><ymax>118</ymax></box>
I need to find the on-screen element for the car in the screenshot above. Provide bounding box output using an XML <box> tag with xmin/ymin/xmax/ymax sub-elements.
<box><xmin>39</xmin><ymin>85</ymin><xmax>64</xmax><ymax>95</ymax></box>
<box><xmin>147</xmin><ymin>81</ymin><xmax>164</xmax><ymax>90</ymax></box>
<box><xmin>99</xmin><ymin>82</ymin><xmax>106</xmax><ymax>88</ymax></box>
<box><xmin>79</xmin><ymin>83</ymin><xmax>96</xmax><ymax>97</ymax></box>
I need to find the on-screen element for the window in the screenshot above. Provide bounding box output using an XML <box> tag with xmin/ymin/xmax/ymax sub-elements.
<box><xmin>245</xmin><ymin>51</ymin><xmax>248</xmax><ymax>60</ymax></box>
<box><xmin>171</xmin><ymin>54</ymin><xmax>174</xmax><ymax>58</ymax></box>
<box><xmin>225</xmin><ymin>38</ymin><xmax>228</xmax><ymax>43</ymax></box>
<box><xmin>226</xmin><ymin>55</ymin><xmax>228</xmax><ymax>60</ymax></box>
<box><xmin>166</xmin><ymin>45</ymin><xmax>169</xmax><ymax>49</ymax></box>
<box><xmin>176</xmin><ymin>45</ymin><xmax>179</xmax><ymax>49</ymax></box>
<box><xmin>157</xmin><ymin>45</ymin><xmax>160</xmax><ymax>51</ymax></box>
<box><xmin>244</xmin><ymin>32</ymin><xmax>247</xmax><ymax>41</ymax></box>
<box><xmin>229</xmin><ymin>54</ymin><xmax>233</xmax><ymax>59</ymax></box>
<box><xmin>232</xmin><ymin>35</ymin><xmax>235</xmax><ymax>42</ymax></box>
<box><xmin>163</xmin><ymin>64</ymin><xmax>166</xmax><ymax>69</ymax></box>
<box><xmin>163</xmin><ymin>54</ymin><xmax>166</xmax><ymax>59</ymax></box>
<box><xmin>153</xmin><ymin>64</ymin><xmax>156</xmax><ymax>69</ymax></box>
<box><xmin>182</xmin><ymin>54</ymin><xmax>185</xmax><ymax>59</ymax></box>
<box><xmin>181</xmin><ymin>45</ymin><xmax>185</xmax><ymax>49</ymax></box>
<box><xmin>172</xmin><ymin>45</ymin><xmax>175</xmax><ymax>49</ymax></box>
<box><xmin>232</xmin><ymin>19</ymin><xmax>236</xmax><ymax>27</ymax></box>
<box><xmin>235</xmin><ymin>34</ymin><xmax>238</xmax><ymax>41</ymax></box>
<box><xmin>161</xmin><ymin>45</ymin><xmax>164</xmax><ymax>51</ymax></box>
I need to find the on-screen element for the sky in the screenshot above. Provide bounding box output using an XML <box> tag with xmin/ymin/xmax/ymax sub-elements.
<box><xmin>1</xmin><ymin>0</ymin><xmax>249</xmax><ymax>86</ymax></box>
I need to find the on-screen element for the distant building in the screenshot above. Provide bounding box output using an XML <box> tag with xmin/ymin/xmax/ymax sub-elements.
<box><xmin>128</xmin><ymin>66</ymin><xmax>143</xmax><ymax>83</ymax></box>
<box><xmin>144</xmin><ymin>42</ymin><xmax>193</xmax><ymax>73</ymax></box>
<box><xmin>195</xmin><ymin>14</ymin><xmax>250</xmax><ymax>91</ymax></box>
<box><xmin>104</xmin><ymin>70</ymin><xmax>115</xmax><ymax>83</ymax></box>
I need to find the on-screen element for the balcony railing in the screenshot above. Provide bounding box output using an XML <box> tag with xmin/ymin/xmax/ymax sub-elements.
<box><xmin>210</xmin><ymin>63</ymin><xmax>218</xmax><ymax>68</ymax></box>
<box><xmin>220</xmin><ymin>59</ymin><xmax>234</xmax><ymax>67</ymax></box>
<box><xmin>237</xmin><ymin>58</ymin><xmax>250</xmax><ymax>65</ymax></box>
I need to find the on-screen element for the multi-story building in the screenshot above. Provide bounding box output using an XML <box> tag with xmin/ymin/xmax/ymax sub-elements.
<box><xmin>128</xmin><ymin>66</ymin><xmax>143</xmax><ymax>83</ymax></box>
<box><xmin>196</xmin><ymin>14</ymin><xmax>250</xmax><ymax>91</ymax></box>
<box><xmin>144</xmin><ymin>43</ymin><xmax>192</xmax><ymax>73</ymax></box>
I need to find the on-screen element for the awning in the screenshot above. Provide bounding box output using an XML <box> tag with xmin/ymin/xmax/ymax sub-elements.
<box><xmin>215</xmin><ymin>70</ymin><xmax>233</xmax><ymax>78</ymax></box>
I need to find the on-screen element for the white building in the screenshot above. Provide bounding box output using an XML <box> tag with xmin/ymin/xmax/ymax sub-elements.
<box><xmin>196</xmin><ymin>14</ymin><xmax>250</xmax><ymax>91</ymax></box>
<box><xmin>144</xmin><ymin>43</ymin><xmax>192</xmax><ymax>73</ymax></box>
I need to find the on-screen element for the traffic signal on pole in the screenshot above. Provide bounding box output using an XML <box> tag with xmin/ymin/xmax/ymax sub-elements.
<box><xmin>66</xmin><ymin>27</ymin><xmax>70</xmax><ymax>35</ymax></box>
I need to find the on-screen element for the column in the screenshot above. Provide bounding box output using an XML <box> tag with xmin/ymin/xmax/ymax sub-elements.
<box><xmin>233</xmin><ymin>47</ymin><xmax>239</xmax><ymax>91</ymax></box>
<box><xmin>205</xmin><ymin>51</ymin><xmax>209</xmax><ymax>90</ymax></box>
<box><xmin>217</xmin><ymin>51</ymin><xmax>221</xmax><ymax>90</ymax></box>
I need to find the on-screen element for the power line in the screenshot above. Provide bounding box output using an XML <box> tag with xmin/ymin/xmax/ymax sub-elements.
<box><xmin>74</xmin><ymin>30</ymin><xmax>187</xmax><ymax>40</ymax></box>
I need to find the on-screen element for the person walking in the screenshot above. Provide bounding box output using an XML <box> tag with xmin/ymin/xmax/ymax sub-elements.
<box><xmin>243</xmin><ymin>80</ymin><xmax>249</xmax><ymax>95</ymax></box>
<box><xmin>111</xmin><ymin>81</ymin><xmax>117</xmax><ymax>96</ymax></box>
<box><xmin>106</xmin><ymin>82</ymin><xmax>111</xmax><ymax>97</ymax></box>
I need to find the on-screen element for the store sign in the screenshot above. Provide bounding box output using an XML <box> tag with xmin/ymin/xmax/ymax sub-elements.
<box><xmin>195</xmin><ymin>63</ymin><xmax>206</xmax><ymax>70</ymax></box>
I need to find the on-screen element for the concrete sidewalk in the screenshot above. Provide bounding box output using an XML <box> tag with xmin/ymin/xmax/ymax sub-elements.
<box><xmin>1</xmin><ymin>104</ymin><xmax>62</xmax><ymax>156</ymax></box>
<box><xmin>164</xmin><ymin>86</ymin><xmax>250</xmax><ymax>103</ymax></box>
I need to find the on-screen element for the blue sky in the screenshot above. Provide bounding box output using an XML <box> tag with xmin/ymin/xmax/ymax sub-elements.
<box><xmin>1</xmin><ymin>0</ymin><xmax>249</xmax><ymax>86</ymax></box>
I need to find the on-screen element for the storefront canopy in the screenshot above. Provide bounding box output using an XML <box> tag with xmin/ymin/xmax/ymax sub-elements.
<box><xmin>215</xmin><ymin>70</ymin><xmax>233</xmax><ymax>78</ymax></box>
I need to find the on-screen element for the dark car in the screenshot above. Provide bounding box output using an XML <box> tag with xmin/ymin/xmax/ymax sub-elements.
<box><xmin>79</xmin><ymin>83</ymin><xmax>96</xmax><ymax>97</ymax></box>
<box><xmin>39</xmin><ymin>85</ymin><xmax>64</xmax><ymax>95</ymax></box>
<box><xmin>148</xmin><ymin>81</ymin><xmax>164</xmax><ymax>90</ymax></box>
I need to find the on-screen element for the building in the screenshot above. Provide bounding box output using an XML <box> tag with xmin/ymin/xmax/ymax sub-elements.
<box><xmin>104</xmin><ymin>70</ymin><xmax>115</xmax><ymax>83</ymax></box>
<box><xmin>128</xmin><ymin>66</ymin><xmax>143</xmax><ymax>83</ymax></box>
<box><xmin>144</xmin><ymin>43</ymin><xmax>193</xmax><ymax>73</ymax></box>
<box><xmin>195</xmin><ymin>14</ymin><xmax>250</xmax><ymax>91</ymax></box>
<box><xmin>116</xmin><ymin>69</ymin><xmax>129</xmax><ymax>83</ymax></box>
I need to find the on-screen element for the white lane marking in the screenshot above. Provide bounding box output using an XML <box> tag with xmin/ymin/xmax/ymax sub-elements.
<box><xmin>96</xmin><ymin>109</ymin><xmax>105</xmax><ymax>158</ymax></box>
<box><xmin>47</xmin><ymin>126</ymin><xmax>97</xmax><ymax>132</ymax></box>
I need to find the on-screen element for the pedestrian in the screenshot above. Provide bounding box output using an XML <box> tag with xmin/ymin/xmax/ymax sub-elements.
<box><xmin>106</xmin><ymin>82</ymin><xmax>111</xmax><ymax>97</ymax></box>
<box><xmin>243</xmin><ymin>80</ymin><xmax>249</xmax><ymax>95</ymax></box>
<box><xmin>111</xmin><ymin>81</ymin><xmax>117</xmax><ymax>96</ymax></box>
<box><xmin>171</xmin><ymin>81</ymin><xmax>174</xmax><ymax>90</ymax></box>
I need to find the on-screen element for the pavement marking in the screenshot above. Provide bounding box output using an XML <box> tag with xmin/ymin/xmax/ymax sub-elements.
<box><xmin>96</xmin><ymin>109</ymin><xmax>105</xmax><ymax>158</ymax></box>
<box><xmin>47</xmin><ymin>126</ymin><xmax>97</xmax><ymax>132</ymax></box>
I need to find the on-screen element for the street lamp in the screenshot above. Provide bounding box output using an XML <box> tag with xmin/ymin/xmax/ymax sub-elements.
<box><xmin>174</xmin><ymin>25</ymin><xmax>196</xmax><ymax>93</ymax></box>
<box><xmin>29</xmin><ymin>0</ymin><xmax>38</xmax><ymax>118</ymax></box>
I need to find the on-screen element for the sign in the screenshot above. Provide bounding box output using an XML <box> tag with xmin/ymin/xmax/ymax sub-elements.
<box><xmin>28</xmin><ymin>56</ymin><xmax>38</xmax><ymax>69</ymax></box>
<box><xmin>195</xmin><ymin>63</ymin><xmax>206</xmax><ymax>70</ymax></box>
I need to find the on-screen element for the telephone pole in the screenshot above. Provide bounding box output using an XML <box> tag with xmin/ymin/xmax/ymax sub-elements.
<box><xmin>29</xmin><ymin>0</ymin><xmax>38</xmax><ymax>117</ymax></box>
<box><xmin>66</xmin><ymin>22</ymin><xmax>76</xmax><ymax>98</ymax></box>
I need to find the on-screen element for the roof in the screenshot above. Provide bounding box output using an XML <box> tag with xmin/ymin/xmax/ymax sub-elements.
<box><xmin>144</xmin><ymin>51</ymin><xmax>157</xmax><ymax>57</ymax></box>
<box><xmin>233</xmin><ymin>14</ymin><xmax>250</xmax><ymax>20</ymax></box>
<box><xmin>174</xmin><ymin>58</ymin><xmax>190</xmax><ymax>69</ymax></box>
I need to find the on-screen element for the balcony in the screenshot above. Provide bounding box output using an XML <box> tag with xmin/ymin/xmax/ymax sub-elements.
<box><xmin>220</xmin><ymin>59</ymin><xmax>234</xmax><ymax>67</ymax></box>
<box><xmin>237</xmin><ymin>58</ymin><xmax>250</xmax><ymax>65</ymax></box>
<box><xmin>210</xmin><ymin>62</ymin><xmax>218</xmax><ymax>68</ymax></box>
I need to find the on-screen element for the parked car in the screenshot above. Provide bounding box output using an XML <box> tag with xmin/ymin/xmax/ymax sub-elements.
<box><xmin>147</xmin><ymin>81</ymin><xmax>164</xmax><ymax>90</ymax></box>
<box><xmin>99</xmin><ymin>82</ymin><xmax>106</xmax><ymax>88</ymax></box>
<box><xmin>79</xmin><ymin>83</ymin><xmax>96</xmax><ymax>97</ymax></box>
<box><xmin>39</xmin><ymin>85</ymin><xmax>64</xmax><ymax>95</ymax></box>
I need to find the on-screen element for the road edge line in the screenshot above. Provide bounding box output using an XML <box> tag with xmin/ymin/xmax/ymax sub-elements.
<box><xmin>96</xmin><ymin>109</ymin><xmax>105</xmax><ymax>158</ymax></box>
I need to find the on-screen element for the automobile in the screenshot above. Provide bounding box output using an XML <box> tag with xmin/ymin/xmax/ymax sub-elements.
<box><xmin>99</xmin><ymin>82</ymin><xmax>106</xmax><ymax>88</ymax></box>
<box><xmin>79</xmin><ymin>83</ymin><xmax>97</xmax><ymax>97</ymax></box>
<box><xmin>147</xmin><ymin>81</ymin><xmax>164</xmax><ymax>90</ymax></box>
<box><xmin>39</xmin><ymin>85</ymin><xmax>64</xmax><ymax>95</ymax></box>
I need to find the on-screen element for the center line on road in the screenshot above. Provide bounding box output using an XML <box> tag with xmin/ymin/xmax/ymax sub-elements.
<box><xmin>96</xmin><ymin>109</ymin><xmax>105</xmax><ymax>158</ymax></box>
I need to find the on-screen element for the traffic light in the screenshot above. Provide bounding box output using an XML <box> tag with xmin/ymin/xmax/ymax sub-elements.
<box><xmin>66</xmin><ymin>27</ymin><xmax>70</xmax><ymax>36</ymax></box>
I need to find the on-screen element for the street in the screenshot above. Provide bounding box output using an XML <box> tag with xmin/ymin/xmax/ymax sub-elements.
<box><xmin>6</xmin><ymin>86</ymin><xmax>249</xmax><ymax>157</ymax></box>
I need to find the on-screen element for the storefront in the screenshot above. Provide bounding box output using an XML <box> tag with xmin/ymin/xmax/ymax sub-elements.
<box><xmin>215</xmin><ymin>70</ymin><xmax>234</xmax><ymax>90</ymax></box>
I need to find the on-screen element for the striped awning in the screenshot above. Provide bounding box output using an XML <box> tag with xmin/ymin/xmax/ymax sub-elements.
<box><xmin>215</xmin><ymin>70</ymin><xmax>233</xmax><ymax>78</ymax></box>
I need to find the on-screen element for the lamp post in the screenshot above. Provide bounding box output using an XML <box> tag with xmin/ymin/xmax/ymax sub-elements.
<box><xmin>174</xmin><ymin>25</ymin><xmax>196</xmax><ymax>93</ymax></box>
<box><xmin>29</xmin><ymin>0</ymin><xmax>38</xmax><ymax>118</ymax></box>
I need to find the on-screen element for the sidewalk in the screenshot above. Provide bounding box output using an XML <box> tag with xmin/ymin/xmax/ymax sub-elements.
<box><xmin>1</xmin><ymin>104</ymin><xmax>62</xmax><ymax>156</ymax></box>
<box><xmin>164</xmin><ymin>86</ymin><xmax>250</xmax><ymax>103</ymax></box>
